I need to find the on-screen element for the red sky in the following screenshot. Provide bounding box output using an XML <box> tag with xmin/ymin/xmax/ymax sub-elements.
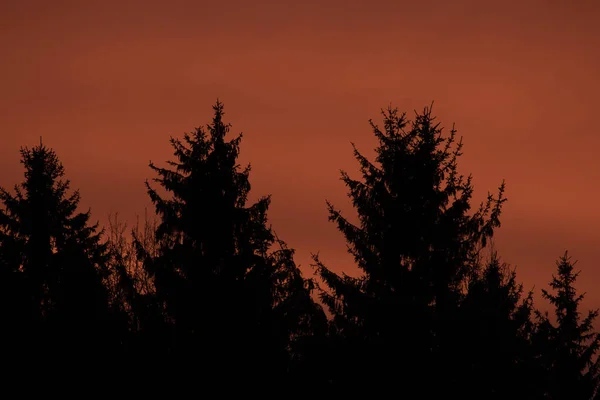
<box><xmin>1</xmin><ymin>0</ymin><xmax>599</xmax><ymax>312</ymax></box>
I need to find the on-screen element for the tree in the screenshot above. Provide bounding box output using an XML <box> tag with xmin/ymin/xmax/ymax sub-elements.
<box><xmin>105</xmin><ymin>210</ymin><xmax>161</xmax><ymax>356</ymax></box>
<box><xmin>535</xmin><ymin>252</ymin><xmax>600</xmax><ymax>400</ymax></box>
<box><xmin>312</xmin><ymin>104</ymin><xmax>506</xmax><ymax>393</ymax></box>
<box><xmin>457</xmin><ymin>250</ymin><xmax>539</xmax><ymax>398</ymax></box>
<box><xmin>139</xmin><ymin>100</ymin><xmax>326</xmax><ymax>381</ymax></box>
<box><xmin>0</xmin><ymin>142</ymin><xmax>125</xmax><ymax>359</ymax></box>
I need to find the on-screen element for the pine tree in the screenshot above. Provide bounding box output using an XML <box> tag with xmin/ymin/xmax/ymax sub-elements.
<box><xmin>0</xmin><ymin>143</ymin><xmax>124</xmax><ymax>359</ymax></box>
<box><xmin>457</xmin><ymin>251</ymin><xmax>538</xmax><ymax>398</ymax></box>
<box><xmin>312</xmin><ymin>104</ymin><xmax>506</xmax><ymax>392</ymax></box>
<box><xmin>139</xmin><ymin>101</ymin><xmax>325</xmax><ymax>381</ymax></box>
<box><xmin>535</xmin><ymin>252</ymin><xmax>600</xmax><ymax>400</ymax></box>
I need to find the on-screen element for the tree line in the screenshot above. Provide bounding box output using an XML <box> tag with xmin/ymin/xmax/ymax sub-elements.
<box><xmin>0</xmin><ymin>100</ymin><xmax>598</xmax><ymax>398</ymax></box>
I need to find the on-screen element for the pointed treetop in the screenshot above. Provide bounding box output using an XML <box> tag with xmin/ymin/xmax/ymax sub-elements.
<box><xmin>209</xmin><ymin>99</ymin><xmax>229</xmax><ymax>142</ymax></box>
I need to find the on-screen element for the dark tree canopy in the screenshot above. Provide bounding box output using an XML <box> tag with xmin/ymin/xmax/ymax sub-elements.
<box><xmin>0</xmin><ymin>101</ymin><xmax>597</xmax><ymax>396</ymax></box>
<box><xmin>535</xmin><ymin>252</ymin><xmax>600</xmax><ymax>400</ymax></box>
<box><xmin>313</xmin><ymin>104</ymin><xmax>506</xmax><ymax>393</ymax></box>
<box><xmin>0</xmin><ymin>143</ymin><xmax>123</xmax><ymax>359</ymax></box>
<box><xmin>136</xmin><ymin>101</ymin><xmax>326</xmax><ymax>380</ymax></box>
<box><xmin>457</xmin><ymin>251</ymin><xmax>539</xmax><ymax>398</ymax></box>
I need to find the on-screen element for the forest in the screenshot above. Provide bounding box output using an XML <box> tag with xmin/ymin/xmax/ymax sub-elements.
<box><xmin>0</xmin><ymin>100</ymin><xmax>597</xmax><ymax>399</ymax></box>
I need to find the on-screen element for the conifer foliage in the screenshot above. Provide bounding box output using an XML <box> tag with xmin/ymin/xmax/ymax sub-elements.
<box><xmin>0</xmin><ymin>143</ymin><xmax>122</xmax><ymax>358</ymax></box>
<box><xmin>138</xmin><ymin>101</ymin><xmax>325</xmax><ymax>377</ymax></box>
<box><xmin>312</xmin><ymin>104</ymin><xmax>506</xmax><ymax>391</ymax></box>
<box><xmin>458</xmin><ymin>252</ymin><xmax>538</xmax><ymax>398</ymax></box>
<box><xmin>0</xmin><ymin>101</ymin><xmax>598</xmax><ymax>396</ymax></box>
<box><xmin>535</xmin><ymin>252</ymin><xmax>600</xmax><ymax>400</ymax></box>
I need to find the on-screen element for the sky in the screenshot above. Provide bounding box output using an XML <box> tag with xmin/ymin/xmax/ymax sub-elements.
<box><xmin>1</xmin><ymin>0</ymin><xmax>600</xmax><ymax>312</ymax></box>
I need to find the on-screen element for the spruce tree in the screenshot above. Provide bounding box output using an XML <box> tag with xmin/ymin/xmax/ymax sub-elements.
<box><xmin>0</xmin><ymin>143</ymin><xmax>124</xmax><ymax>359</ymax></box>
<box><xmin>139</xmin><ymin>101</ymin><xmax>325</xmax><ymax>381</ymax></box>
<box><xmin>458</xmin><ymin>251</ymin><xmax>538</xmax><ymax>398</ymax></box>
<box><xmin>535</xmin><ymin>252</ymin><xmax>600</xmax><ymax>400</ymax></box>
<box><xmin>312</xmin><ymin>104</ymin><xmax>506</xmax><ymax>392</ymax></box>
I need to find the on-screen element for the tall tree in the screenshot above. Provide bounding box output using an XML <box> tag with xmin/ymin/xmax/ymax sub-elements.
<box><xmin>139</xmin><ymin>101</ymin><xmax>325</xmax><ymax>381</ymax></box>
<box><xmin>0</xmin><ymin>143</ymin><xmax>125</xmax><ymax>359</ymax></box>
<box><xmin>535</xmin><ymin>252</ymin><xmax>600</xmax><ymax>400</ymax></box>
<box><xmin>313</xmin><ymin>104</ymin><xmax>506</xmax><ymax>393</ymax></box>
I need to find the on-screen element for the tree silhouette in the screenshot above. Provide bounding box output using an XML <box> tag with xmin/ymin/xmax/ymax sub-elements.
<box><xmin>535</xmin><ymin>252</ymin><xmax>600</xmax><ymax>400</ymax></box>
<box><xmin>105</xmin><ymin>210</ymin><xmax>161</xmax><ymax>357</ymax></box>
<box><xmin>137</xmin><ymin>100</ymin><xmax>326</xmax><ymax>382</ymax></box>
<box><xmin>0</xmin><ymin>143</ymin><xmax>125</xmax><ymax>359</ymax></box>
<box><xmin>312</xmin><ymin>104</ymin><xmax>506</xmax><ymax>393</ymax></box>
<box><xmin>457</xmin><ymin>250</ymin><xmax>539</xmax><ymax>398</ymax></box>
<box><xmin>1</xmin><ymin>102</ymin><xmax>595</xmax><ymax>395</ymax></box>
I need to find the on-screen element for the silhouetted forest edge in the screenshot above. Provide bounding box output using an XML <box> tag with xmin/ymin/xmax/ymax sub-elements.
<box><xmin>1</xmin><ymin>100</ymin><xmax>597</xmax><ymax>398</ymax></box>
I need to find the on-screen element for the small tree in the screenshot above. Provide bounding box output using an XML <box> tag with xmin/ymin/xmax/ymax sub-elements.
<box><xmin>458</xmin><ymin>251</ymin><xmax>538</xmax><ymax>398</ymax></box>
<box><xmin>105</xmin><ymin>210</ymin><xmax>160</xmax><ymax>352</ymax></box>
<box><xmin>535</xmin><ymin>252</ymin><xmax>600</xmax><ymax>400</ymax></box>
<box><xmin>0</xmin><ymin>143</ymin><xmax>125</xmax><ymax>358</ymax></box>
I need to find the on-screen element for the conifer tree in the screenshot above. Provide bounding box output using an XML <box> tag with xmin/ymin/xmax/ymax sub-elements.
<box><xmin>535</xmin><ymin>252</ymin><xmax>600</xmax><ymax>400</ymax></box>
<box><xmin>457</xmin><ymin>251</ymin><xmax>538</xmax><ymax>398</ymax></box>
<box><xmin>0</xmin><ymin>143</ymin><xmax>124</xmax><ymax>359</ymax></box>
<box><xmin>312</xmin><ymin>104</ymin><xmax>506</xmax><ymax>392</ymax></box>
<box><xmin>139</xmin><ymin>101</ymin><xmax>325</xmax><ymax>380</ymax></box>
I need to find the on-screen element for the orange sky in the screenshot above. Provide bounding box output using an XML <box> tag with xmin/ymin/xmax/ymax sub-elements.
<box><xmin>1</xmin><ymin>0</ymin><xmax>599</xmax><ymax>312</ymax></box>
